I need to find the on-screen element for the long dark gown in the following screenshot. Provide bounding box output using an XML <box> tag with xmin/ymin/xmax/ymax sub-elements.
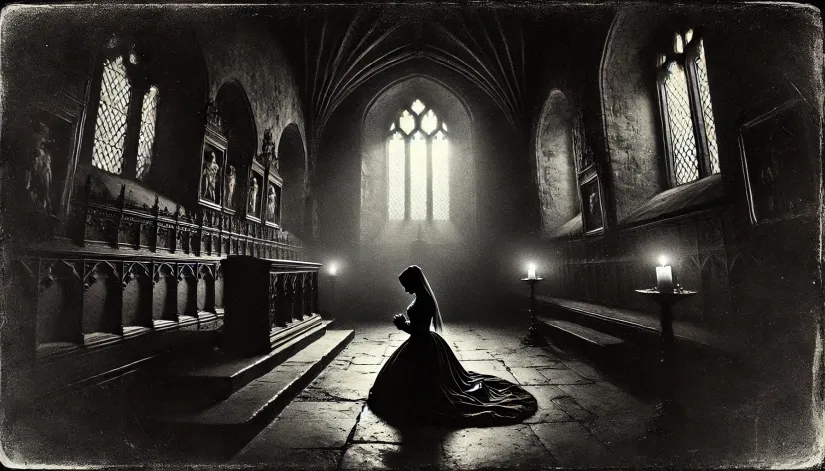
<box><xmin>367</xmin><ymin>297</ymin><xmax>538</xmax><ymax>426</ymax></box>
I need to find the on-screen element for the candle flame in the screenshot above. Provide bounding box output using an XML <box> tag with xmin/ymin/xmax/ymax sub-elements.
<box><xmin>658</xmin><ymin>255</ymin><xmax>668</xmax><ymax>266</ymax></box>
<box><xmin>329</xmin><ymin>263</ymin><xmax>338</xmax><ymax>276</ymax></box>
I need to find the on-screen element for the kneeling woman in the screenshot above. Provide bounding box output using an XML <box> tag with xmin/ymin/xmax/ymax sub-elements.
<box><xmin>368</xmin><ymin>265</ymin><xmax>537</xmax><ymax>426</ymax></box>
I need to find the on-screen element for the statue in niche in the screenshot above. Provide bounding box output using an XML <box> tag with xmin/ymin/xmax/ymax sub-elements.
<box><xmin>248</xmin><ymin>175</ymin><xmax>260</xmax><ymax>216</ymax></box>
<box><xmin>26</xmin><ymin>121</ymin><xmax>53</xmax><ymax>212</ymax></box>
<box><xmin>201</xmin><ymin>150</ymin><xmax>220</xmax><ymax>202</ymax></box>
<box><xmin>266</xmin><ymin>185</ymin><xmax>279</xmax><ymax>223</ymax></box>
<box><xmin>260</xmin><ymin>128</ymin><xmax>278</xmax><ymax>172</ymax></box>
<box><xmin>225</xmin><ymin>165</ymin><xmax>236</xmax><ymax>209</ymax></box>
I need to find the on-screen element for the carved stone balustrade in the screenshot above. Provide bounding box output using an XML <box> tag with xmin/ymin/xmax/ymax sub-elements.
<box><xmin>221</xmin><ymin>256</ymin><xmax>321</xmax><ymax>356</ymax></box>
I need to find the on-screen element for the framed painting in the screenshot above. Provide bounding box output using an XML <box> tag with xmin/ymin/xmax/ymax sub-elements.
<box><xmin>198</xmin><ymin>127</ymin><xmax>228</xmax><ymax>211</ymax></box>
<box><xmin>579</xmin><ymin>170</ymin><xmax>605</xmax><ymax>235</ymax></box>
<box><xmin>739</xmin><ymin>99</ymin><xmax>818</xmax><ymax>225</ymax></box>
<box><xmin>246</xmin><ymin>160</ymin><xmax>265</xmax><ymax>223</ymax></box>
<box><xmin>263</xmin><ymin>173</ymin><xmax>283</xmax><ymax>228</ymax></box>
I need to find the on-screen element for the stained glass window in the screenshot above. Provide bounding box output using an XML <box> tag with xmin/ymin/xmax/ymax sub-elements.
<box><xmin>386</xmin><ymin>100</ymin><xmax>450</xmax><ymax>221</ymax></box>
<box><xmin>92</xmin><ymin>55</ymin><xmax>131</xmax><ymax>174</ymax></box>
<box><xmin>136</xmin><ymin>86</ymin><xmax>159</xmax><ymax>180</ymax></box>
<box><xmin>658</xmin><ymin>30</ymin><xmax>720</xmax><ymax>186</ymax></box>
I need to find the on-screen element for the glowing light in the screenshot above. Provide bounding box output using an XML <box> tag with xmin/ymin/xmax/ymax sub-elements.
<box><xmin>527</xmin><ymin>263</ymin><xmax>537</xmax><ymax>280</ymax></box>
<box><xmin>329</xmin><ymin>263</ymin><xmax>338</xmax><ymax>276</ymax></box>
<box><xmin>658</xmin><ymin>255</ymin><xmax>668</xmax><ymax>267</ymax></box>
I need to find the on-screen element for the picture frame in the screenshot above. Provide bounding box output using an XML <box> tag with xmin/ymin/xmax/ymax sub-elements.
<box><xmin>738</xmin><ymin>98</ymin><xmax>817</xmax><ymax>225</ymax></box>
<box><xmin>245</xmin><ymin>160</ymin><xmax>265</xmax><ymax>223</ymax></box>
<box><xmin>263</xmin><ymin>173</ymin><xmax>283</xmax><ymax>228</ymax></box>
<box><xmin>579</xmin><ymin>170</ymin><xmax>605</xmax><ymax>235</ymax></box>
<box><xmin>21</xmin><ymin>94</ymin><xmax>84</xmax><ymax>220</ymax></box>
<box><xmin>198</xmin><ymin>126</ymin><xmax>229</xmax><ymax>211</ymax></box>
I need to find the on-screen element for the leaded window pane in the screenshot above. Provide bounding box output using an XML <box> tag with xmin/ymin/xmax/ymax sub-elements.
<box><xmin>92</xmin><ymin>55</ymin><xmax>131</xmax><ymax>174</ymax></box>
<box><xmin>432</xmin><ymin>131</ymin><xmax>449</xmax><ymax>220</ymax></box>
<box><xmin>421</xmin><ymin>110</ymin><xmax>438</xmax><ymax>135</ymax></box>
<box><xmin>399</xmin><ymin>110</ymin><xmax>415</xmax><ymax>135</ymax></box>
<box><xmin>136</xmin><ymin>86</ymin><xmax>159</xmax><ymax>180</ymax></box>
<box><xmin>411</xmin><ymin>99</ymin><xmax>426</xmax><ymax>115</ymax></box>
<box><xmin>664</xmin><ymin>61</ymin><xmax>699</xmax><ymax>185</ymax></box>
<box><xmin>410</xmin><ymin>132</ymin><xmax>427</xmax><ymax>220</ymax></box>
<box><xmin>694</xmin><ymin>39</ymin><xmax>720</xmax><ymax>174</ymax></box>
<box><xmin>388</xmin><ymin>133</ymin><xmax>405</xmax><ymax>220</ymax></box>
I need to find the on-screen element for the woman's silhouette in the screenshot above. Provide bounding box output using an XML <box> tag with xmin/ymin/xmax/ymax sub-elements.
<box><xmin>368</xmin><ymin>265</ymin><xmax>537</xmax><ymax>426</ymax></box>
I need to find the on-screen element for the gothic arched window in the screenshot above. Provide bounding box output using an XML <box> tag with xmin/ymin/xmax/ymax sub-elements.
<box><xmin>387</xmin><ymin>99</ymin><xmax>449</xmax><ymax>221</ymax></box>
<box><xmin>90</xmin><ymin>39</ymin><xmax>160</xmax><ymax>181</ymax></box>
<box><xmin>657</xmin><ymin>29</ymin><xmax>720</xmax><ymax>186</ymax></box>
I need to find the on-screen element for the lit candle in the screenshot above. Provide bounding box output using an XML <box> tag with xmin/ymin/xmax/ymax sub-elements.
<box><xmin>527</xmin><ymin>263</ymin><xmax>537</xmax><ymax>280</ymax></box>
<box><xmin>656</xmin><ymin>256</ymin><xmax>673</xmax><ymax>293</ymax></box>
<box><xmin>329</xmin><ymin>263</ymin><xmax>338</xmax><ymax>276</ymax></box>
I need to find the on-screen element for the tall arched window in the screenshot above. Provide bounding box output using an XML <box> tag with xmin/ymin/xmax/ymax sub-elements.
<box><xmin>92</xmin><ymin>54</ymin><xmax>131</xmax><ymax>175</ymax></box>
<box><xmin>90</xmin><ymin>39</ymin><xmax>160</xmax><ymax>181</ymax></box>
<box><xmin>657</xmin><ymin>29</ymin><xmax>719</xmax><ymax>186</ymax></box>
<box><xmin>387</xmin><ymin>99</ymin><xmax>449</xmax><ymax>221</ymax></box>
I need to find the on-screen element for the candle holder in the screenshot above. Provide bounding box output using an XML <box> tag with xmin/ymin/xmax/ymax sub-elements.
<box><xmin>521</xmin><ymin>277</ymin><xmax>545</xmax><ymax>345</ymax></box>
<box><xmin>635</xmin><ymin>287</ymin><xmax>698</xmax><ymax>434</ymax></box>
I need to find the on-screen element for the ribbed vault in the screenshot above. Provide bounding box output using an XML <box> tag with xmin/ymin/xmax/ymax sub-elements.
<box><xmin>270</xmin><ymin>6</ymin><xmax>529</xmax><ymax>149</ymax></box>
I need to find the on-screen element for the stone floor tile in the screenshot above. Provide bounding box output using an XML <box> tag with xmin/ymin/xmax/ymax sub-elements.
<box><xmin>442</xmin><ymin>424</ymin><xmax>555</xmax><ymax>469</ymax></box>
<box><xmin>353</xmin><ymin>406</ymin><xmax>453</xmax><ymax>445</ymax></box>
<box><xmin>234</xmin><ymin>447</ymin><xmax>343</xmax><ymax>468</ymax></box>
<box><xmin>561</xmin><ymin>359</ymin><xmax>604</xmax><ymax>380</ymax></box>
<box><xmin>459</xmin><ymin>360</ymin><xmax>518</xmax><ymax>384</ymax></box>
<box><xmin>530</xmin><ymin>422</ymin><xmax>617</xmax><ymax>468</ymax></box>
<box><xmin>351</xmin><ymin>354</ymin><xmax>384</xmax><ymax>365</ymax></box>
<box><xmin>559</xmin><ymin>383</ymin><xmax>652</xmax><ymax>417</ymax></box>
<box><xmin>511</xmin><ymin>367</ymin><xmax>555</xmax><ymax>385</ymax></box>
<box><xmin>521</xmin><ymin>385</ymin><xmax>571</xmax><ymax>424</ymax></box>
<box><xmin>241</xmin><ymin>401</ymin><xmax>362</xmax><ymax>451</ymax></box>
<box><xmin>552</xmin><ymin>396</ymin><xmax>597</xmax><ymax>422</ymax></box>
<box><xmin>538</xmin><ymin>368</ymin><xmax>593</xmax><ymax>385</ymax></box>
<box><xmin>501</xmin><ymin>353</ymin><xmax>561</xmax><ymax>368</ymax></box>
<box><xmin>584</xmin><ymin>415</ymin><xmax>649</xmax><ymax>463</ymax></box>
<box><xmin>455</xmin><ymin>349</ymin><xmax>494</xmax><ymax>361</ymax></box>
<box><xmin>340</xmin><ymin>442</ymin><xmax>448</xmax><ymax>470</ymax></box>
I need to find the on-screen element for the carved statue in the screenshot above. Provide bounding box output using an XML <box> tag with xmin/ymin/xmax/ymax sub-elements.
<box><xmin>26</xmin><ymin>121</ymin><xmax>53</xmax><ymax>212</ymax></box>
<box><xmin>266</xmin><ymin>185</ymin><xmax>279</xmax><ymax>222</ymax></box>
<box><xmin>225</xmin><ymin>165</ymin><xmax>236</xmax><ymax>209</ymax></box>
<box><xmin>261</xmin><ymin>128</ymin><xmax>278</xmax><ymax>172</ymax></box>
<box><xmin>201</xmin><ymin>150</ymin><xmax>220</xmax><ymax>202</ymax></box>
<box><xmin>248</xmin><ymin>176</ymin><xmax>259</xmax><ymax>216</ymax></box>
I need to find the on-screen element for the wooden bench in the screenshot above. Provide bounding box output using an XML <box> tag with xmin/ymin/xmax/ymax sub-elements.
<box><xmin>535</xmin><ymin>296</ymin><xmax>726</xmax><ymax>351</ymax></box>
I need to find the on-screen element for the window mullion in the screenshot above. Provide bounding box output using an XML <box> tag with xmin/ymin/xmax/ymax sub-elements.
<box><xmin>121</xmin><ymin>79</ymin><xmax>145</xmax><ymax>180</ymax></box>
<box><xmin>426</xmin><ymin>137</ymin><xmax>433</xmax><ymax>221</ymax></box>
<box><xmin>657</xmin><ymin>69</ymin><xmax>678</xmax><ymax>187</ymax></box>
<box><xmin>684</xmin><ymin>46</ymin><xmax>712</xmax><ymax>178</ymax></box>
<box><xmin>405</xmin><ymin>137</ymin><xmax>411</xmax><ymax>221</ymax></box>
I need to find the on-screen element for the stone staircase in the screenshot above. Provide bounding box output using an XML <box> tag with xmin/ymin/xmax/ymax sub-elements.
<box><xmin>131</xmin><ymin>317</ymin><xmax>354</xmax><ymax>460</ymax></box>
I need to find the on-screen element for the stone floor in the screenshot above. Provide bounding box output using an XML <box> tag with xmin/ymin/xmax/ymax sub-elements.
<box><xmin>232</xmin><ymin>322</ymin><xmax>660</xmax><ymax>469</ymax></box>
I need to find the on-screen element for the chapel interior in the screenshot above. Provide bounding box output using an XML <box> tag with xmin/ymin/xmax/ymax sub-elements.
<box><xmin>1</xmin><ymin>2</ymin><xmax>823</xmax><ymax>469</ymax></box>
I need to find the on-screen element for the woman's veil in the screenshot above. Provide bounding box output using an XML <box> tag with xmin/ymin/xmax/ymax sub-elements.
<box><xmin>414</xmin><ymin>266</ymin><xmax>443</xmax><ymax>332</ymax></box>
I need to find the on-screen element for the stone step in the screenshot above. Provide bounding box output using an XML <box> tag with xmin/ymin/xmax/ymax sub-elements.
<box><xmin>161</xmin><ymin>315</ymin><xmax>327</xmax><ymax>401</ymax></box>
<box><xmin>157</xmin><ymin>329</ymin><xmax>354</xmax><ymax>435</ymax></box>
<box><xmin>539</xmin><ymin>318</ymin><xmax>624</xmax><ymax>348</ymax></box>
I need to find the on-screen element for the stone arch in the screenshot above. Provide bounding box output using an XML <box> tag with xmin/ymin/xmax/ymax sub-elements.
<box><xmin>216</xmin><ymin>80</ymin><xmax>258</xmax><ymax>213</ymax></box>
<box><xmin>535</xmin><ymin>89</ymin><xmax>579</xmax><ymax>237</ymax></box>
<box><xmin>360</xmin><ymin>75</ymin><xmax>475</xmax><ymax>244</ymax></box>
<box><xmin>277</xmin><ymin>123</ymin><xmax>307</xmax><ymax>238</ymax></box>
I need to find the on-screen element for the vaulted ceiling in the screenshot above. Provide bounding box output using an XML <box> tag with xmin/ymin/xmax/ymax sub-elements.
<box><xmin>267</xmin><ymin>5</ymin><xmax>531</xmax><ymax>147</ymax></box>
